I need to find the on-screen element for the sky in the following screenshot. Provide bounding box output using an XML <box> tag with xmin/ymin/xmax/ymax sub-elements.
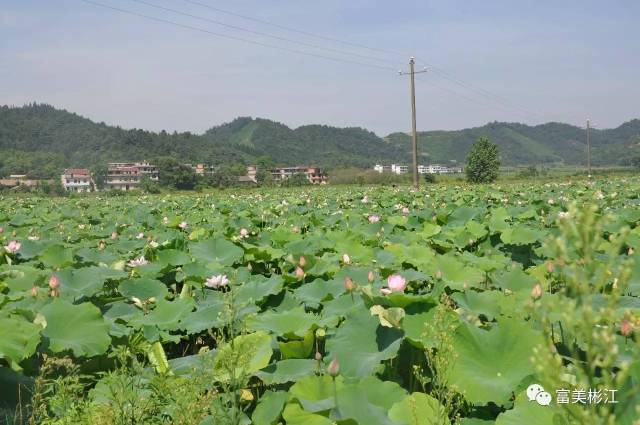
<box><xmin>1</xmin><ymin>0</ymin><xmax>639</xmax><ymax>135</ymax></box>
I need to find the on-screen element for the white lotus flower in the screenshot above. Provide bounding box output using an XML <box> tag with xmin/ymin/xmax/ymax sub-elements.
<box><xmin>128</xmin><ymin>256</ymin><xmax>148</xmax><ymax>267</ymax></box>
<box><xmin>205</xmin><ymin>274</ymin><xmax>229</xmax><ymax>289</ymax></box>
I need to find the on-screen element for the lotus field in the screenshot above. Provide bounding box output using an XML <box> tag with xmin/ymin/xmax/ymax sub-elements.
<box><xmin>1</xmin><ymin>178</ymin><xmax>639</xmax><ymax>425</ymax></box>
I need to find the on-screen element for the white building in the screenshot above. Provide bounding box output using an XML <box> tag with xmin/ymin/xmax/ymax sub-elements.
<box><xmin>105</xmin><ymin>162</ymin><xmax>159</xmax><ymax>191</ymax></box>
<box><xmin>61</xmin><ymin>169</ymin><xmax>94</xmax><ymax>192</ymax></box>
<box><xmin>376</xmin><ymin>164</ymin><xmax>463</xmax><ymax>175</ymax></box>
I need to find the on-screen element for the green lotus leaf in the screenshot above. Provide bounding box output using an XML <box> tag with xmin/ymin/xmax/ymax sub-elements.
<box><xmin>450</xmin><ymin>319</ymin><xmax>544</xmax><ymax>405</ymax></box>
<box><xmin>256</xmin><ymin>359</ymin><xmax>316</xmax><ymax>385</ymax></box>
<box><xmin>491</xmin><ymin>267</ymin><xmax>538</xmax><ymax>293</ymax></box>
<box><xmin>156</xmin><ymin>249</ymin><xmax>191</xmax><ymax>266</ymax></box>
<box><xmin>495</xmin><ymin>394</ymin><xmax>564</xmax><ymax>425</ymax></box>
<box><xmin>388</xmin><ymin>392</ymin><xmax>450</xmax><ymax>425</ymax></box>
<box><xmin>138</xmin><ymin>298</ymin><xmax>195</xmax><ymax>332</ymax></box>
<box><xmin>190</xmin><ymin>238</ymin><xmax>243</xmax><ymax>266</ymax></box>
<box><xmin>500</xmin><ymin>226</ymin><xmax>544</xmax><ymax>246</ymax></box>
<box><xmin>213</xmin><ymin>331</ymin><xmax>273</xmax><ymax>381</ymax></box>
<box><xmin>41</xmin><ymin>300</ymin><xmax>111</xmax><ymax>357</ymax></box>
<box><xmin>247</xmin><ymin>306</ymin><xmax>319</xmax><ymax>337</ymax></box>
<box><xmin>325</xmin><ymin>310</ymin><xmax>403</xmax><ymax>379</ymax></box>
<box><xmin>252</xmin><ymin>390</ymin><xmax>288</xmax><ymax>425</ymax></box>
<box><xmin>40</xmin><ymin>244</ymin><xmax>74</xmax><ymax>268</ymax></box>
<box><xmin>234</xmin><ymin>275</ymin><xmax>283</xmax><ymax>305</ymax></box>
<box><xmin>0</xmin><ymin>315</ymin><xmax>41</xmax><ymax>368</ymax></box>
<box><xmin>334</xmin><ymin>376</ymin><xmax>407</xmax><ymax>425</ymax></box>
<box><xmin>279</xmin><ymin>329</ymin><xmax>314</xmax><ymax>359</ymax></box>
<box><xmin>429</xmin><ymin>255</ymin><xmax>485</xmax><ymax>290</ymax></box>
<box><xmin>289</xmin><ymin>374</ymin><xmax>345</xmax><ymax>412</ymax></box>
<box><xmin>282</xmin><ymin>402</ymin><xmax>332</xmax><ymax>425</ymax></box>
<box><xmin>118</xmin><ymin>278</ymin><xmax>168</xmax><ymax>301</ymax></box>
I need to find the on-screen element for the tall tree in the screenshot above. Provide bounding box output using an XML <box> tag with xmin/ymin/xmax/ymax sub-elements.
<box><xmin>466</xmin><ymin>137</ymin><xmax>500</xmax><ymax>183</ymax></box>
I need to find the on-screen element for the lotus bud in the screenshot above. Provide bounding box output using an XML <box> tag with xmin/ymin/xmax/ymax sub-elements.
<box><xmin>315</xmin><ymin>351</ymin><xmax>322</xmax><ymax>361</ymax></box>
<box><xmin>387</xmin><ymin>274</ymin><xmax>407</xmax><ymax>293</ymax></box>
<box><xmin>111</xmin><ymin>231</ymin><xmax>118</xmax><ymax>240</ymax></box>
<box><xmin>368</xmin><ymin>271</ymin><xmax>375</xmax><ymax>283</ymax></box>
<box><xmin>621</xmin><ymin>320</ymin><xmax>633</xmax><ymax>337</ymax></box>
<box><xmin>48</xmin><ymin>275</ymin><xmax>60</xmax><ymax>290</ymax></box>
<box><xmin>295</xmin><ymin>266</ymin><xmax>305</xmax><ymax>280</ymax></box>
<box><xmin>31</xmin><ymin>286</ymin><xmax>38</xmax><ymax>297</ymax></box>
<box><xmin>435</xmin><ymin>270</ymin><xmax>443</xmax><ymax>280</ymax></box>
<box><xmin>327</xmin><ymin>358</ymin><xmax>340</xmax><ymax>377</ymax></box>
<box><xmin>299</xmin><ymin>256</ymin><xmax>307</xmax><ymax>268</ymax></box>
<box><xmin>344</xmin><ymin>277</ymin><xmax>356</xmax><ymax>292</ymax></box>
<box><xmin>531</xmin><ymin>283</ymin><xmax>543</xmax><ymax>299</ymax></box>
<box><xmin>98</xmin><ymin>240</ymin><xmax>106</xmax><ymax>251</ymax></box>
<box><xmin>247</xmin><ymin>262</ymin><xmax>253</xmax><ymax>272</ymax></box>
<box><xmin>546</xmin><ymin>262</ymin><xmax>555</xmax><ymax>273</ymax></box>
<box><xmin>11</xmin><ymin>230</ymin><xmax>16</xmax><ymax>237</ymax></box>
<box><xmin>342</xmin><ymin>253</ymin><xmax>351</xmax><ymax>265</ymax></box>
<box><xmin>0</xmin><ymin>227</ymin><xmax>3</xmax><ymax>233</ymax></box>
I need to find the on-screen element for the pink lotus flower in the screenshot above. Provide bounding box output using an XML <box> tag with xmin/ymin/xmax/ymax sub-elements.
<box><xmin>387</xmin><ymin>274</ymin><xmax>407</xmax><ymax>293</ymax></box>
<box><xmin>205</xmin><ymin>274</ymin><xmax>229</xmax><ymax>289</ymax></box>
<box><xmin>136</xmin><ymin>232</ymin><xmax>145</xmax><ymax>239</ymax></box>
<box><xmin>368</xmin><ymin>214</ymin><xmax>381</xmax><ymax>223</ymax></box>
<box><xmin>295</xmin><ymin>266</ymin><xmax>305</xmax><ymax>280</ymax></box>
<box><xmin>342</xmin><ymin>253</ymin><xmax>351</xmax><ymax>265</ymax></box>
<box><xmin>327</xmin><ymin>358</ymin><xmax>340</xmax><ymax>377</ymax></box>
<box><xmin>49</xmin><ymin>275</ymin><xmax>60</xmax><ymax>290</ymax></box>
<box><xmin>402</xmin><ymin>207</ymin><xmax>410</xmax><ymax>215</ymax></box>
<box><xmin>240</xmin><ymin>228</ymin><xmax>249</xmax><ymax>238</ymax></box>
<box><xmin>361</xmin><ymin>196</ymin><xmax>369</xmax><ymax>204</ymax></box>
<box><xmin>4</xmin><ymin>240</ymin><xmax>21</xmax><ymax>254</ymax></box>
<box><xmin>128</xmin><ymin>256</ymin><xmax>148</xmax><ymax>267</ymax></box>
<box><xmin>531</xmin><ymin>283</ymin><xmax>543</xmax><ymax>299</ymax></box>
<box><xmin>621</xmin><ymin>320</ymin><xmax>634</xmax><ymax>337</ymax></box>
<box><xmin>179</xmin><ymin>221</ymin><xmax>188</xmax><ymax>230</ymax></box>
<box><xmin>0</xmin><ymin>227</ymin><xmax>3</xmax><ymax>233</ymax></box>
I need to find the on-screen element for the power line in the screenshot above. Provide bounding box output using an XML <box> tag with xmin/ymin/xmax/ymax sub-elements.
<box><xmin>181</xmin><ymin>0</ymin><xmax>553</xmax><ymax>122</ymax></box>
<box><xmin>80</xmin><ymin>0</ymin><xmax>398</xmax><ymax>72</ymax></box>
<box><xmin>179</xmin><ymin>0</ymin><xmax>402</xmax><ymax>57</ymax></box>
<box><xmin>127</xmin><ymin>0</ymin><xmax>397</xmax><ymax>66</ymax></box>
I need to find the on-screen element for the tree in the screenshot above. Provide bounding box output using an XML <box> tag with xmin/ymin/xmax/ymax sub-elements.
<box><xmin>155</xmin><ymin>157</ymin><xmax>197</xmax><ymax>190</ymax></box>
<box><xmin>139</xmin><ymin>174</ymin><xmax>161</xmax><ymax>193</ymax></box>
<box><xmin>466</xmin><ymin>137</ymin><xmax>500</xmax><ymax>183</ymax></box>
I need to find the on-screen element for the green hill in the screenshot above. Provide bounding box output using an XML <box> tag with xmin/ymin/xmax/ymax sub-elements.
<box><xmin>1</xmin><ymin>103</ymin><xmax>639</xmax><ymax>178</ymax></box>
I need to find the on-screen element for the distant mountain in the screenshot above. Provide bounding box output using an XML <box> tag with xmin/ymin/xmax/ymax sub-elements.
<box><xmin>1</xmin><ymin>103</ymin><xmax>639</xmax><ymax>178</ymax></box>
<box><xmin>386</xmin><ymin>120</ymin><xmax>640</xmax><ymax>166</ymax></box>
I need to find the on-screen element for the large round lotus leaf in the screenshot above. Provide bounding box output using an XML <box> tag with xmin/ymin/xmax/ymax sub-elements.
<box><xmin>334</xmin><ymin>376</ymin><xmax>406</xmax><ymax>425</ymax></box>
<box><xmin>41</xmin><ymin>300</ymin><xmax>111</xmax><ymax>357</ymax></box>
<box><xmin>289</xmin><ymin>374</ymin><xmax>345</xmax><ymax>413</ymax></box>
<box><xmin>256</xmin><ymin>359</ymin><xmax>316</xmax><ymax>385</ymax></box>
<box><xmin>452</xmin><ymin>290</ymin><xmax>508</xmax><ymax>321</ymax></box>
<box><xmin>156</xmin><ymin>249</ymin><xmax>191</xmax><ymax>266</ymax></box>
<box><xmin>57</xmin><ymin>267</ymin><xmax>127</xmax><ymax>300</ymax></box>
<box><xmin>282</xmin><ymin>402</ymin><xmax>332</xmax><ymax>425</ymax></box>
<box><xmin>614</xmin><ymin>361</ymin><xmax>640</xmax><ymax>425</ymax></box>
<box><xmin>252</xmin><ymin>390</ymin><xmax>288</xmax><ymax>425</ymax></box>
<box><xmin>450</xmin><ymin>319</ymin><xmax>544</xmax><ymax>406</ymax></box>
<box><xmin>388</xmin><ymin>392</ymin><xmax>450</xmax><ymax>425</ymax></box>
<box><xmin>325</xmin><ymin>310</ymin><xmax>403</xmax><ymax>379</ymax></box>
<box><xmin>491</xmin><ymin>267</ymin><xmax>538</xmax><ymax>293</ymax></box>
<box><xmin>0</xmin><ymin>315</ymin><xmax>41</xmax><ymax>367</ymax></box>
<box><xmin>118</xmin><ymin>278</ymin><xmax>168</xmax><ymax>301</ymax></box>
<box><xmin>247</xmin><ymin>306</ymin><xmax>320</xmax><ymax>337</ymax></box>
<box><xmin>234</xmin><ymin>275</ymin><xmax>283</xmax><ymax>305</ymax></box>
<box><xmin>212</xmin><ymin>331</ymin><xmax>273</xmax><ymax>381</ymax></box>
<box><xmin>178</xmin><ymin>302</ymin><xmax>225</xmax><ymax>334</ymax></box>
<box><xmin>428</xmin><ymin>255</ymin><xmax>485</xmax><ymax>290</ymax></box>
<box><xmin>189</xmin><ymin>238</ymin><xmax>243</xmax><ymax>266</ymax></box>
<box><xmin>40</xmin><ymin>244</ymin><xmax>74</xmax><ymax>268</ymax></box>
<box><xmin>495</xmin><ymin>394</ymin><xmax>564</xmax><ymax>425</ymax></box>
<box><xmin>500</xmin><ymin>226</ymin><xmax>544</xmax><ymax>246</ymax></box>
<box><xmin>138</xmin><ymin>298</ymin><xmax>195</xmax><ymax>331</ymax></box>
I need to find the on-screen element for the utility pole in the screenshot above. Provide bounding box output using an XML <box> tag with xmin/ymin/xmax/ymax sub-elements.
<box><xmin>399</xmin><ymin>57</ymin><xmax>427</xmax><ymax>189</ymax></box>
<box><xmin>586</xmin><ymin>119</ymin><xmax>592</xmax><ymax>178</ymax></box>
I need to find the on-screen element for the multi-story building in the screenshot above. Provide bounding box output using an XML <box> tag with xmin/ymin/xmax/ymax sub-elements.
<box><xmin>376</xmin><ymin>164</ymin><xmax>463</xmax><ymax>175</ymax></box>
<box><xmin>105</xmin><ymin>161</ymin><xmax>159</xmax><ymax>191</ymax></box>
<box><xmin>270</xmin><ymin>166</ymin><xmax>327</xmax><ymax>184</ymax></box>
<box><xmin>187</xmin><ymin>163</ymin><xmax>217</xmax><ymax>176</ymax></box>
<box><xmin>61</xmin><ymin>168</ymin><xmax>93</xmax><ymax>192</ymax></box>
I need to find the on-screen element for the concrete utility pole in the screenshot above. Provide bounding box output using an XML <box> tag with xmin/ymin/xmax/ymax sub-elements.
<box><xmin>586</xmin><ymin>119</ymin><xmax>592</xmax><ymax>178</ymax></box>
<box><xmin>399</xmin><ymin>57</ymin><xmax>428</xmax><ymax>189</ymax></box>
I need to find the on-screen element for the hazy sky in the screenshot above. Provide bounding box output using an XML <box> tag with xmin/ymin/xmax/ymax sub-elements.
<box><xmin>1</xmin><ymin>0</ymin><xmax>639</xmax><ymax>135</ymax></box>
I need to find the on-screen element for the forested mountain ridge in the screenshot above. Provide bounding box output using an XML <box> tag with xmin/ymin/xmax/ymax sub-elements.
<box><xmin>1</xmin><ymin>103</ymin><xmax>639</xmax><ymax>178</ymax></box>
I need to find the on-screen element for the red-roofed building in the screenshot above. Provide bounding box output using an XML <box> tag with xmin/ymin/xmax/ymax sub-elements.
<box><xmin>61</xmin><ymin>168</ymin><xmax>94</xmax><ymax>192</ymax></box>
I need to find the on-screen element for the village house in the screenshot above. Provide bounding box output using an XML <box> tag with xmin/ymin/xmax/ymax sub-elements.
<box><xmin>60</xmin><ymin>168</ymin><xmax>94</xmax><ymax>192</ymax></box>
<box><xmin>269</xmin><ymin>166</ymin><xmax>327</xmax><ymax>184</ymax></box>
<box><xmin>105</xmin><ymin>161</ymin><xmax>159</xmax><ymax>190</ymax></box>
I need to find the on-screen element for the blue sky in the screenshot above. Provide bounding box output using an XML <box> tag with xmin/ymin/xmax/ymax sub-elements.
<box><xmin>1</xmin><ymin>0</ymin><xmax>638</xmax><ymax>135</ymax></box>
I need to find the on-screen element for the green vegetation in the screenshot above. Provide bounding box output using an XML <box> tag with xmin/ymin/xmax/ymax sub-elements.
<box><xmin>1</xmin><ymin>178</ymin><xmax>639</xmax><ymax>424</ymax></box>
<box><xmin>2</xmin><ymin>104</ymin><xmax>640</xmax><ymax>180</ymax></box>
<box><xmin>466</xmin><ymin>137</ymin><xmax>500</xmax><ymax>183</ymax></box>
